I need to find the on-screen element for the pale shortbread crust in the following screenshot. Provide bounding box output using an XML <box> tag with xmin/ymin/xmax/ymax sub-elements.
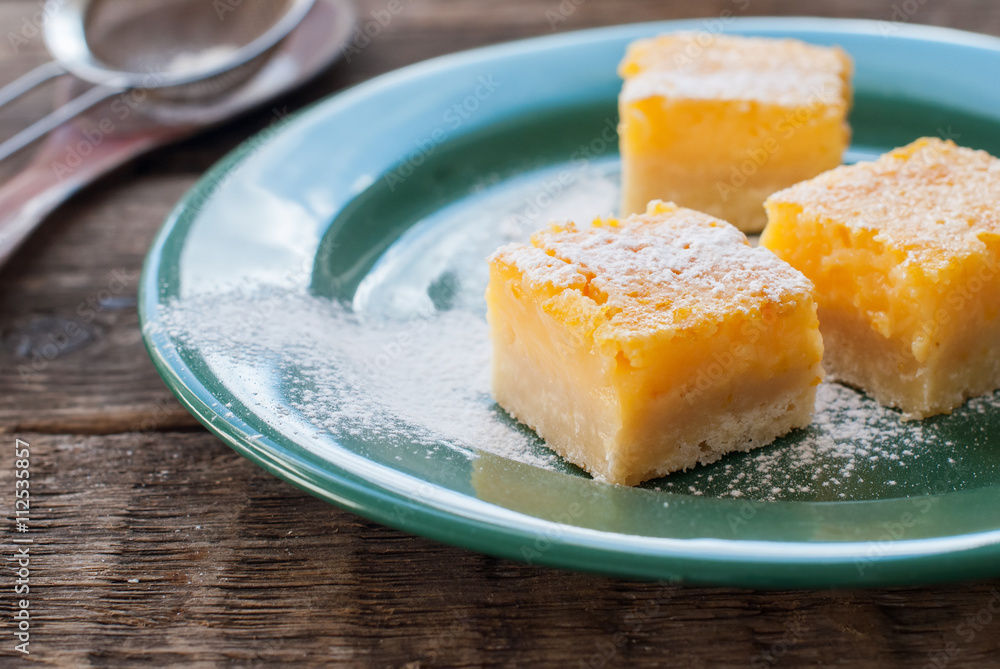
<box><xmin>820</xmin><ymin>308</ymin><xmax>1000</xmax><ymax>420</ymax></box>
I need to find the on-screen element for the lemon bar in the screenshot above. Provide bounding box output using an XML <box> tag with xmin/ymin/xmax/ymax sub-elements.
<box><xmin>761</xmin><ymin>138</ymin><xmax>1000</xmax><ymax>419</ymax></box>
<box><xmin>486</xmin><ymin>200</ymin><xmax>824</xmax><ymax>485</ymax></box>
<box><xmin>618</xmin><ymin>33</ymin><xmax>853</xmax><ymax>232</ymax></box>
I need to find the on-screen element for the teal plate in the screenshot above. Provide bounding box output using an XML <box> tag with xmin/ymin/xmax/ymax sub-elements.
<box><xmin>140</xmin><ymin>18</ymin><xmax>1000</xmax><ymax>588</ymax></box>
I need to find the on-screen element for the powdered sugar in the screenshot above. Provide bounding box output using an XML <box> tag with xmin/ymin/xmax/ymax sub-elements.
<box><xmin>622</xmin><ymin>69</ymin><xmax>845</xmax><ymax>107</ymax></box>
<box><xmin>620</xmin><ymin>33</ymin><xmax>851</xmax><ymax>106</ymax></box>
<box><xmin>738</xmin><ymin>383</ymin><xmax>931</xmax><ymax>497</ymax></box>
<box><xmin>156</xmin><ymin>158</ymin><xmax>1000</xmax><ymax>503</ymax></box>
<box><xmin>660</xmin><ymin>382</ymin><xmax>1000</xmax><ymax>501</ymax></box>
<box><xmin>159</xmin><ymin>291</ymin><xmax>558</xmax><ymax>468</ymax></box>
<box><xmin>769</xmin><ymin>138</ymin><xmax>1000</xmax><ymax>263</ymax></box>
<box><xmin>491</xmin><ymin>202</ymin><xmax>814</xmax><ymax>341</ymax></box>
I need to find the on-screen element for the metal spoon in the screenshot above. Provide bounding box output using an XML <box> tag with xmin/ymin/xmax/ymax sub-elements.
<box><xmin>0</xmin><ymin>0</ymin><xmax>354</xmax><ymax>265</ymax></box>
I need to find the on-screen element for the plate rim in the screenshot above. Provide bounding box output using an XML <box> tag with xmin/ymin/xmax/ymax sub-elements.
<box><xmin>140</xmin><ymin>16</ymin><xmax>1000</xmax><ymax>588</ymax></box>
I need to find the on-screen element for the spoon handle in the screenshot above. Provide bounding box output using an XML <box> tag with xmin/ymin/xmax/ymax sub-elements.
<box><xmin>0</xmin><ymin>120</ymin><xmax>184</xmax><ymax>266</ymax></box>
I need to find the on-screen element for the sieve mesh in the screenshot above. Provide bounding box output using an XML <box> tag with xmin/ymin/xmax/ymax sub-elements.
<box><xmin>83</xmin><ymin>0</ymin><xmax>295</xmax><ymax>76</ymax></box>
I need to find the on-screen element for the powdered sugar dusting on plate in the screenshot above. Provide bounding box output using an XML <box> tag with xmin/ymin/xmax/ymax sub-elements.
<box><xmin>159</xmin><ymin>293</ymin><xmax>557</xmax><ymax>468</ymax></box>
<box><xmin>656</xmin><ymin>382</ymin><xmax>1000</xmax><ymax>501</ymax></box>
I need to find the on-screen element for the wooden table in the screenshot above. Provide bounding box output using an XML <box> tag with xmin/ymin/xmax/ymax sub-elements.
<box><xmin>2</xmin><ymin>0</ymin><xmax>1000</xmax><ymax>665</ymax></box>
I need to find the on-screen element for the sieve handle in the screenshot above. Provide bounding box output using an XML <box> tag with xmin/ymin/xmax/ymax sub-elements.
<box><xmin>0</xmin><ymin>61</ymin><xmax>67</xmax><ymax>109</ymax></box>
<box><xmin>0</xmin><ymin>82</ymin><xmax>127</xmax><ymax>163</ymax></box>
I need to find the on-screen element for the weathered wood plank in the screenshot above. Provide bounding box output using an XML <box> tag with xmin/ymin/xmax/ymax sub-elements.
<box><xmin>0</xmin><ymin>176</ymin><xmax>202</xmax><ymax>434</ymax></box>
<box><xmin>1</xmin><ymin>0</ymin><xmax>1000</xmax><ymax>666</ymax></box>
<box><xmin>2</xmin><ymin>431</ymin><xmax>999</xmax><ymax>667</ymax></box>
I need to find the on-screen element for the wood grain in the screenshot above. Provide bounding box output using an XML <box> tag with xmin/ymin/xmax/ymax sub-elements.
<box><xmin>0</xmin><ymin>0</ymin><xmax>999</xmax><ymax>666</ymax></box>
<box><xmin>4</xmin><ymin>432</ymin><xmax>1000</xmax><ymax>668</ymax></box>
<box><xmin>0</xmin><ymin>176</ymin><xmax>202</xmax><ymax>434</ymax></box>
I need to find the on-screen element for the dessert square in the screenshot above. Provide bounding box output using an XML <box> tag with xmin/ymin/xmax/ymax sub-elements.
<box><xmin>486</xmin><ymin>200</ymin><xmax>824</xmax><ymax>485</ymax></box>
<box><xmin>761</xmin><ymin>137</ymin><xmax>1000</xmax><ymax>418</ymax></box>
<box><xmin>618</xmin><ymin>33</ymin><xmax>853</xmax><ymax>232</ymax></box>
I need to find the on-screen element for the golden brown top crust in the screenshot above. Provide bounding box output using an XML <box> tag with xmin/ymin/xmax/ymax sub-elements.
<box><xmin>489</xmin><ymin>201</ymin><xmax>814</xmax><ymax>346</ymax></box>
<box><xmin>619</xmin><ymin>33</ymin><xmax>853</xmax><ymax>106</ymax></box>
<box><xmin>766</xmin><ymin>138</ymin><xmax>1000</xmax><ymax>262</ymax></box>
